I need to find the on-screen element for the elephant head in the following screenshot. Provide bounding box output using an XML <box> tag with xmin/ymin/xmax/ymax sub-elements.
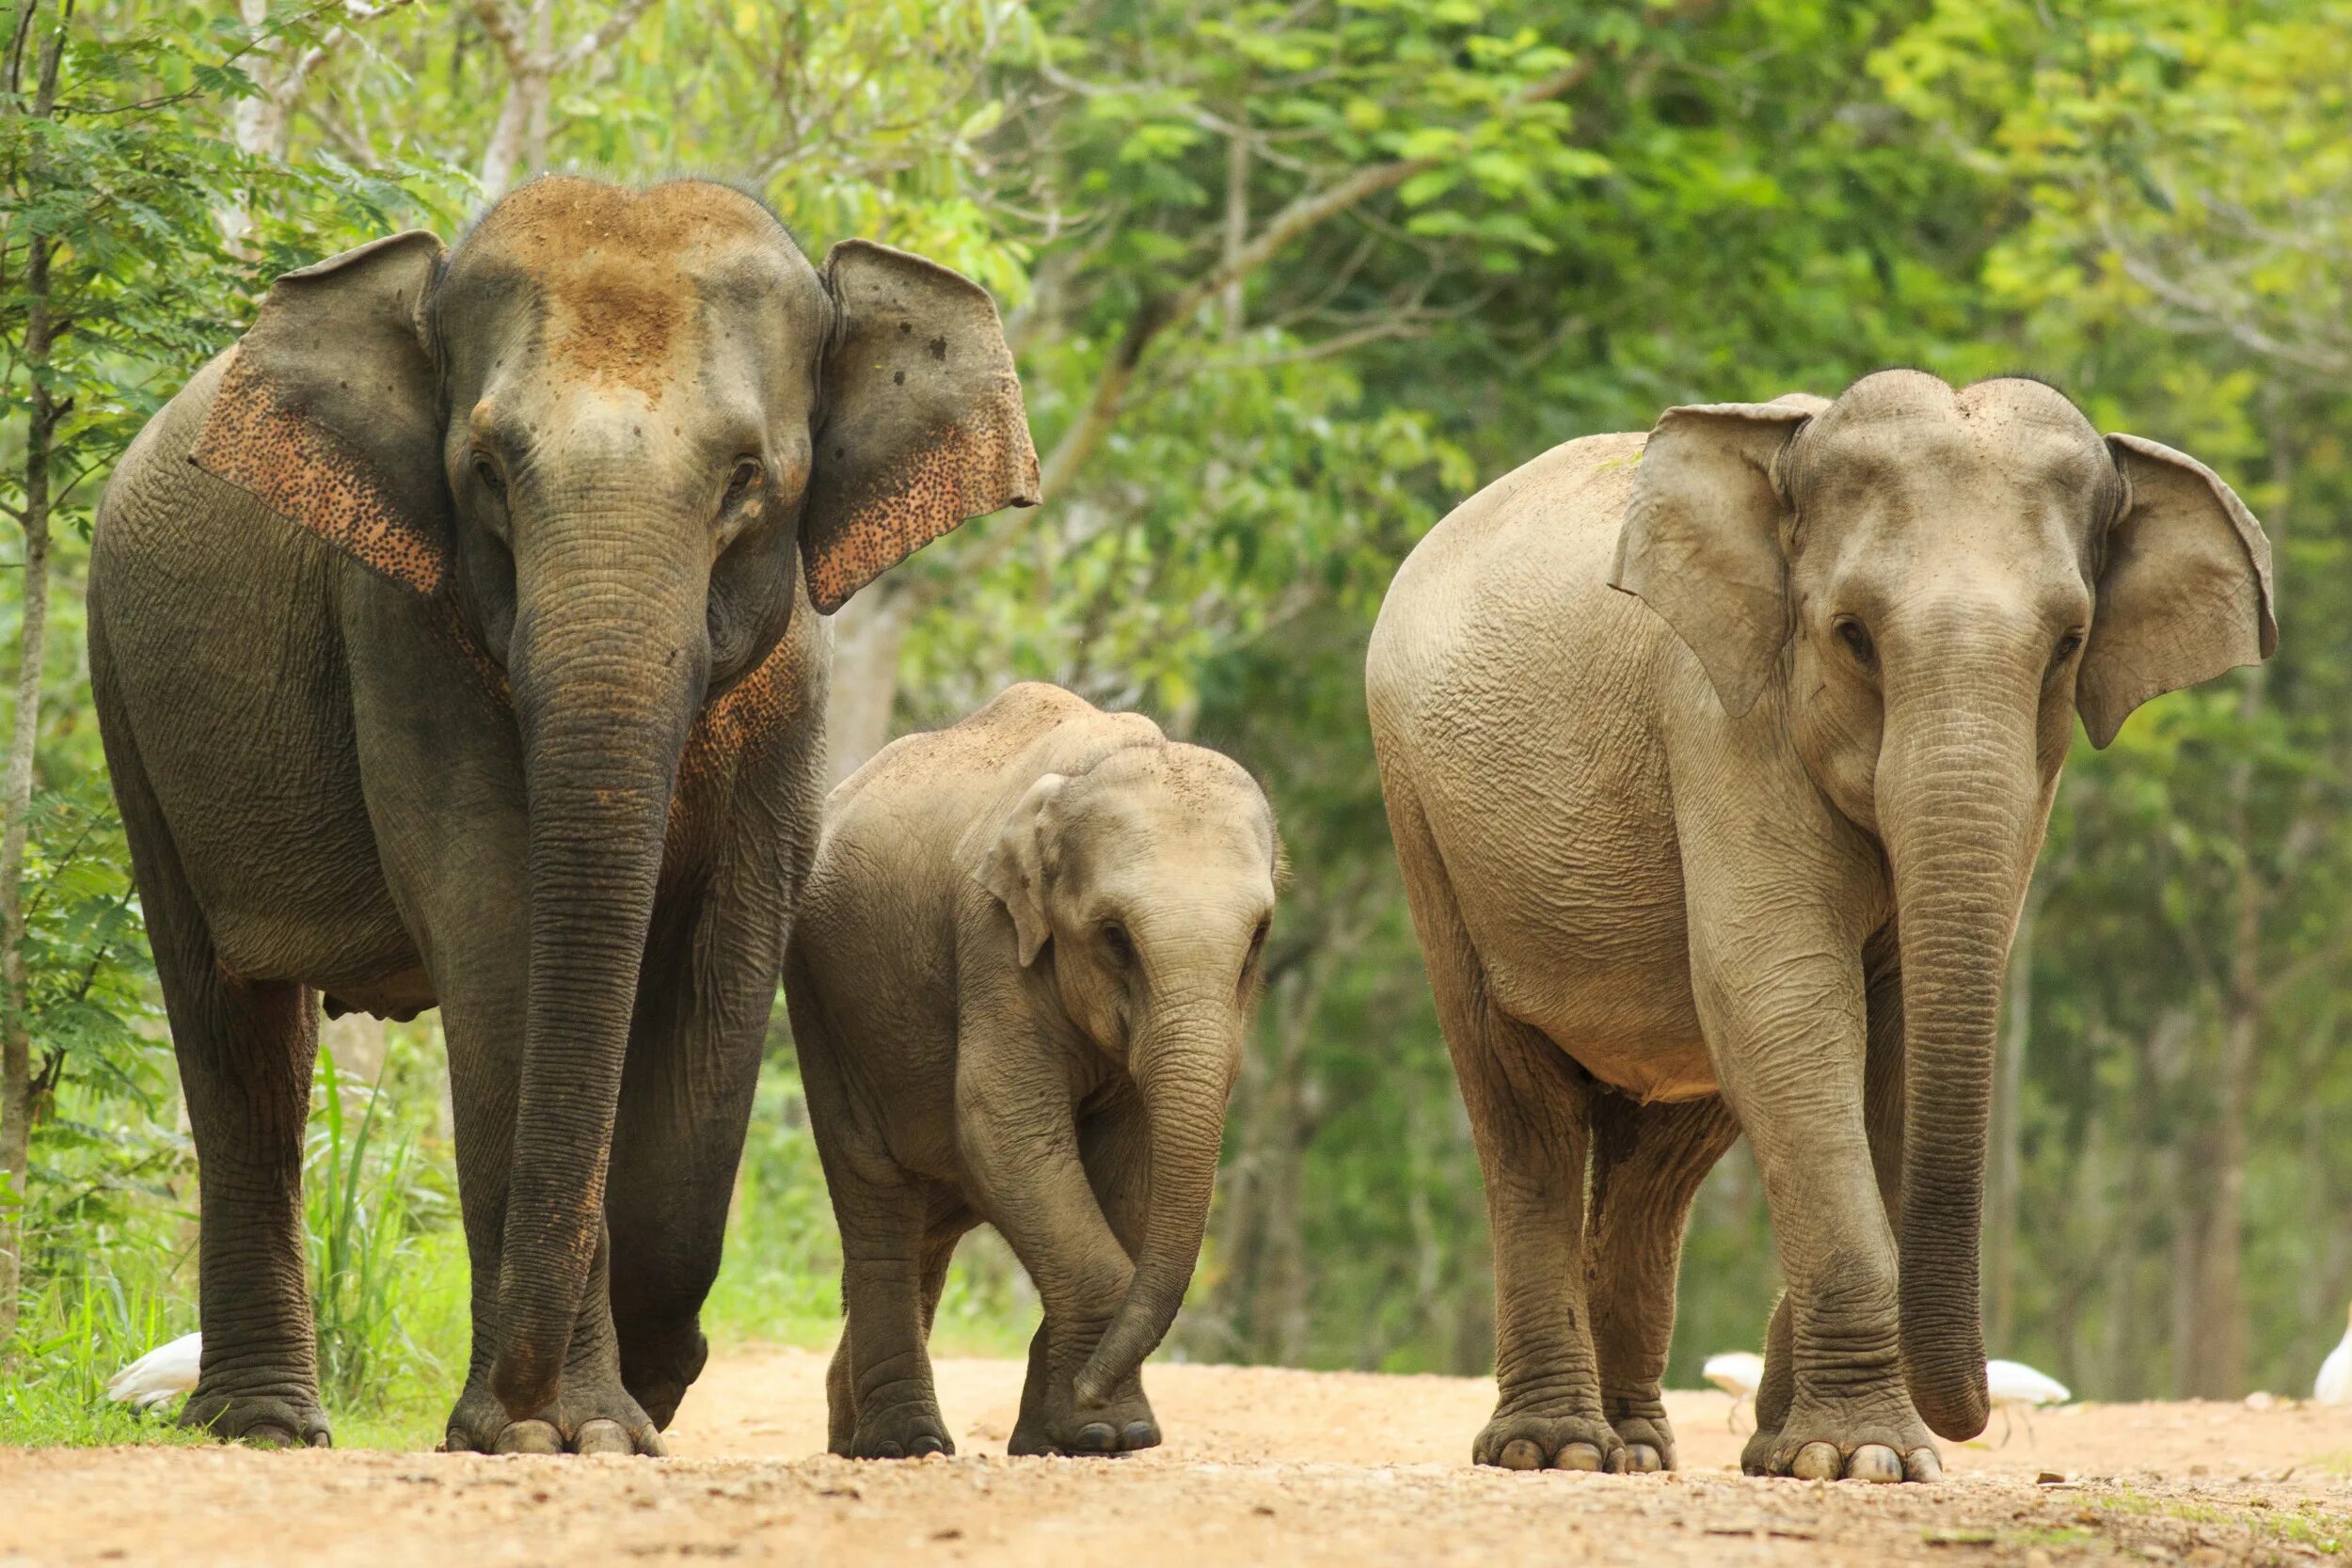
<box><xmin>979</xmin><ymin>742</ymin><xmax>1279</xmax><ymax>1405</ymax></box>
<box><xmin>1609</xmin><ymin>369</ymin><xmax>2273</xmax><ymax>1440</ymax></box>
<box><xmin>188</xmin><ymin>178</ymin><xmax>1040</xmax><ymax>1419</ymax></box>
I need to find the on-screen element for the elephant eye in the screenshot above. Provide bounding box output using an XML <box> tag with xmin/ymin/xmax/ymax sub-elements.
<box><xmin>1246</xmin><ymin>919</ymin><xmax>1269</xmax><ymax>970</ymax></box>
<box><xmin>2052</xmin><ymin>629</ymin><xmax>2085</xmax><ymax>666</ymax></box>
<box><xmin>724</xmin><ymin>458</ymin><xmax>763</xmax><ymax>500</ymax></box>
<box><xmin>1834</xmin><ymin>615</ymin><xmax>1876</xmax><ymax>669</ymax></box>
<box><xmin>473</xmin><ymin>455</ymin><xmax>505</xmax><ymax>497</ymax></box>
<box><xmin>1099</xmin><ymin>921</ymin><xmax>1134</xmax><ymax>966</ymax></box>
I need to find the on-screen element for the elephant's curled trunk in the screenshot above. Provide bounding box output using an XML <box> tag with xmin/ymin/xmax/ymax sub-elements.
<box><xmin>490</xmin><ymin>536</ymin><xmax>707</xmax><ymax>1418</ymax></box>
<box><xmin>1880</xmin><ymin>650</ymin><xmax>2042</xmax><ymax>1444</ymax></box>
<box><xmin>1073</xmin><ymin>1012</ymin><xmax>1231</xmax><ymax>1408</ymax></box>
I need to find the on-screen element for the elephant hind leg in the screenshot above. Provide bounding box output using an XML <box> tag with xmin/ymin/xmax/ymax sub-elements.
<box><xmin>102</xmin><ymin>709</ymin><xmax>326</xmax><ymax>1448</ymax></box>
<box><xmin>826</xmin><ymin>1205</ymin><xmax>965</xmax><ymax>1457</ymax></box>
<box><xmin>1384</xmin><ymin>782</ymin><xmax>1614</xmax><ymax>1472</ymax></box>
<box><xmin>1585</xmin><ymin>1093</ymin><xmax>1741</xmax><ymax>1471</ymax></box>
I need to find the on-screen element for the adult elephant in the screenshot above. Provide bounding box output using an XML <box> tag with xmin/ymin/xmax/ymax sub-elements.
<box><xmin>89</xmin><ymin>177</ymin><xmax>1040</xmax><ymax>1454</ymax></box>
<box><xmin>1366</xmin><ymin>371</ymin><xmax>2272</xmax><ymax>1481</ymax></box>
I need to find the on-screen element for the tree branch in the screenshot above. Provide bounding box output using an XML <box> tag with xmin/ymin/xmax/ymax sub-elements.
<box><xmin>1034</xmin><ymin>55</ymin><xmax>1597</xmax><ymax>501</ymax></box>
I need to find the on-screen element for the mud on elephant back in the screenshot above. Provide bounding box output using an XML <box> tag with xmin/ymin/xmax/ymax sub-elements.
<box><xmin>87</xmin><ymin>176</ymin><xmax>1041</xmax><ymax>1455</ymax></box>
<box><xmin>1366</xmin><ymin>369</ymin><xmax>2273</xmax><ymax>1483</ymax></box>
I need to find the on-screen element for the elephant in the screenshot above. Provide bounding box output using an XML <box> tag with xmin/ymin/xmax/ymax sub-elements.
<box><xmin>785</xmin><ymin>682</ymin><xmax>1279</xmax><ymax>1458</ymax></box>
<box><xmin>1365</xmin><ymin>371</ymin><xmax>2273</xmax><ymax>1481</ymax></box>
<box><xmin>87</xmin><ymin>177</ymin><xmax>1040</xmax><ymax>1454</ymax></box>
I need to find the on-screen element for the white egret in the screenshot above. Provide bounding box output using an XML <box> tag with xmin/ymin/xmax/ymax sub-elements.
<box><xmin>1704</xmin><ymin>1350</ymin><xmax>1765</xmax><ymax>1430</ymax></box>
<box><xmin>106</xmin><ymin>1331</ymin><xmax>201</xmax><ymax>1411</ymax></box>
<box><xmin>2317</xmin><ymin>1300</ymin><xmax>2352</xmax><ymax>1406</ymax></box>
<box><xmin>1984</xmin><ymin>1357</ymin><xmax>2069</xmax><ymax>1444</ymax></box>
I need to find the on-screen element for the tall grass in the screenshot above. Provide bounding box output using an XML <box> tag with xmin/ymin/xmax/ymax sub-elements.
<box><xmin>305</xmin><ymin>1045</ymin><xmax>444</xmax><ymax>1410</ymax></box>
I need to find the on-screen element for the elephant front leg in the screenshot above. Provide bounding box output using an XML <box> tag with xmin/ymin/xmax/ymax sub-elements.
<box><xmin>435</xmin><ymin>982</ymin><xmax>663</xmax><ymax>1457</ymax></box>
<box><xmin>602</xmin><ymin>895</ymin><xmax>782</xmax><ymax>1432</ymax></box>
<box><xmin>961</xmin><ymin>1065</ymin><xmax>1153</xmax><ymax>1457</ymax></box>
<box><xmin>1585</xmin><ymin>1093</ymin><xmax>1742</xmax><ymax>1472</ymax></box>
<box><xmin>1695</xmin><ymin>926</ymin><xmax>1937</xmax><ymax>1483</ymax></box>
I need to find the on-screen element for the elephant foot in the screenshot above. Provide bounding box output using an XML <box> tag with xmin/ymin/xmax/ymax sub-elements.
<box><xmin>443</xmin><ymin>1375</ymin><xmax>667</xmax><ymax>1457</ymax></box>
<box><xmin>181</xmin><ymin>1388</ymin><xmax>331</xmax><ymax>1449</ymax></box>
<box><xmin>1473</xmin><ymin>1405</ymin><xmax>1625</xmax><ymax>1473</ymax></box>
<box><xmin>843</xmin><ymin>1401</ymin><xmax>956</xmax><ymax>1461</ymax></box>
<box><xmin>1603</xmin><ymin>1398</ymin><xmax>1679</xmax><ymax>1473</ymax></box>
<box><xmin>618</xmin><ymin>1320</ymin><xmax>709</xmax><ymax>1432</ymax></box>
<box><xmin>1009</xmin><ymin>1370</ymin><xmax>1160</xmax><ymax>1458</ymax></box>
<box><xmin>1740</xmin><ymin>1399</ymin><xmax>1940</xmax><ymax>1483</ymax></box>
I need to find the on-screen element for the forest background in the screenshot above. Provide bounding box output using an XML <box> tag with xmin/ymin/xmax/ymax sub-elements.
<box><xmin>2</xmin><ymin>0</ymin><xmax>2347</xmax><ymax>1446</ymax></box>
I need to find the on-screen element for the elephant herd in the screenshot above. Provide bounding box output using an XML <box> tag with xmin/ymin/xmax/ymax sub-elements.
<box><xmin>89</xmin><ymin>177</ymin><xmax>2273</xmax><ymax>1481</ymax></box>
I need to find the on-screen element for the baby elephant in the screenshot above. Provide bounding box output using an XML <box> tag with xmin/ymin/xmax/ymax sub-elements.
<box><xmin>787</xmin><ymin>682</ymin><xmax>1279</xmax><ymax>1458</ymax></box>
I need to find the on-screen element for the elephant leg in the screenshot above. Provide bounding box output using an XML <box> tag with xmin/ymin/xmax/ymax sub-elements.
<box><xmin>1387</xmin><ymin>784</ymin><xmax>1614</xmax><ymax>1472</ymax></box>
<box><xmin>1042</xmin><ymin>1084</ymin><xmax>1160</xmax><ymax>1452</ymax></box>
<box><xmin>1585</xmin><ymin>1093</ymin><xmax>1741</xmax><ymax>1472</ymax></box>
<box><xmin>1691</xmin><ymin>916</ymin><xmax>1933</xmax><ymax>1483</ymax></box>
<box><xmin>957</xmin><ymin>1053</ymin><xmax>1147</xmax><ymax>1458</ymax></box>
<box><xmin>828</xmin><ymin>1202</ymin><xmax>970</xmax><ymax>1455</ymax></box>
<box><xmin>113</xmin><ymin>729</ymin><xmax>326</xmax><ymax>1448</ymax></box>
<box><xmin>604</xmin><ymin>895</ymin><xmax>780</xmax><ymax>1432</ymax></box>
<box><xmin>1743</xmin><ymin>940</ymin><xmax>1908</xmax><ymax>1473</ymax></box>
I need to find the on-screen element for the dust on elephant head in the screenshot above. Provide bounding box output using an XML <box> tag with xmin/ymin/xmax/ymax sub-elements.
<box><xmin>184</xmin><ymin>176</ymin><xmax>1040</xmax><ymax>1418</ymax></box>
<box><xmin>1610</xmin><ymin>368</ymin><xmax>2272</xmax><ymax>1438</ymax></box>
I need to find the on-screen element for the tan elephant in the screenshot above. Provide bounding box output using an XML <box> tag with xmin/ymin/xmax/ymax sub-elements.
<box><xmin>786</xmin><ymin>683</ymin><xmax>1279</xmax><ymax>1458</ymax></box>
<box><xmin>1366</xmin><ymin>371</ymin><xmax>2272</xmax><ymax>1481</ymax></box>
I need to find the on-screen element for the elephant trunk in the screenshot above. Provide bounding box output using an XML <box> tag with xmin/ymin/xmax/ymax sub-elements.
<box><xmin>1073</xmin><ymin>1000</ymin><xmax>1233</xmax><ymax>1407</ymax></box>
<box><xmin>490</xmin><ymin>510</ymin><xmax>708</xmax><ymax>1418</ymax></box>
<box><xmin>1878</xmin><ymin>637</ymin><xmax>2042</xmax><ymax>1443</ymax></box>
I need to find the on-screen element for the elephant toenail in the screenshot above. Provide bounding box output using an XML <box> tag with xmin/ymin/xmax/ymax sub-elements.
<box><xmin>242</xmin><ymin>1423</ymin><xmax>297</xmax><ymax>1448</ymax></box>
<box><xmin>908</xmin><ymin>1434</ymin><xmax>947</xmax><ymax>1458</ymax></box>
<box><xmin>1627</xmin><ymin>1443</ymin><xmax>1663</xmax><ymax>1473</ymax></box>
<box><xmin>1903</xmin><ymin>1447</ymin><xmax>1944</xmax><ymax>1483</ymax></box>
<box><xmin>1071</xmin><ymin>1421</ymin><xmax>1119</xmax><ymax>1453</ymax></box>
<box><xmin>1120</xmin><ymin>1421</ymin><xmax>1160</xmax><ymax>1451</ymax></box>
<box><xmin>1550</xmin><ymin>1442</ymin><xmax>1603</xmax><ymax>1472</ymax></box>
<box><xmin>1497</xmin><ymin>1438</ymin><xmax>1545</xmax><ymax>1470</ymax></box>
<box><xmin>308</xmin><ymin>1431</ymin><xmax>332</xmax><ymax>1449</ymax></box>
<box><xmin>1604</xmin><ymin>1448</ymin><xmax>1630</xmax><ymax>1475</ymax></box>
<box><xmin>575</xmin><ymin>1419</ymin><xmax>631</xmax><ymax>1455</ymax></box>
<box><xmin>1847</xmin><ymin>1444</ymin><xmax>1903</xmax><ymax>1483</ymax></box>
<box><xmin>1788</xmin><ymin>1441</ymin><xmax>1843</xmax><ymax>1481</ymax></box>
<box><xmin>873</xmin><ymin>1440</ymin><xmax>905</xmax><ymax>1459</ymax></box>
<box><xmin>493</xmin><ymin>1420</ymin><xmax>562</xmax><ymax>1455</ymax></box>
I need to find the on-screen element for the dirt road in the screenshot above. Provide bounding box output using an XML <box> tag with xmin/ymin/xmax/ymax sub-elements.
<box><xmin>6</xmin><ymin>1348</ymin><xmax>2349</xmax><ymax>1565</ymax></box>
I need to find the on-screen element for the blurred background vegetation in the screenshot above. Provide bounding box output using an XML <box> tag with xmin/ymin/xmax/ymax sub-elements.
<box><xmin>2</xmin><ymin>0</ymin><xmax>2347</xmax><ymax>1446</ymax></box>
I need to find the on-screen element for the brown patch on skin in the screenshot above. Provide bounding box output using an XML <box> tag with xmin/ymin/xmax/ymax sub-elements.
<box><xmin>454</xmin><ymin>179</ymin><xmax>781</xmax><ymax>405</ymax></box>
<box><xmin>191</xmin><ymin>346</ymin><xmax>446</xmax><ymax>594</ymax></box>
<box><xmin>805</xmin><ymin>373</ymin><xmax>1040</xmax><ymax>612</ymax></box>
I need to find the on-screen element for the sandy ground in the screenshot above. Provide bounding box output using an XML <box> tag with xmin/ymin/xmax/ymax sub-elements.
<box><xmin>6</xmin><ymin>1349</ymin><xmax>2350</xmax><ymax>1566</ymax></box>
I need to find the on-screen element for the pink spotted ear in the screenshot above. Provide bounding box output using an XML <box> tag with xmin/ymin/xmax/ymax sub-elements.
<box><xmin>802</xmin><ymin>241</ymin><xmax>1041</xmax><ymax>613</ymax></box>
<box><xmin>190</xmin><ymin>231</ymin><xmax>452</xmax><ymax>594</ymax></box>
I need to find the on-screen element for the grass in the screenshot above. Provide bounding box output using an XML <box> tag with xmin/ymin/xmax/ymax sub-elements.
<box><xmin>0</xmin><ymin>1043</ymin><xmax>1038</xmax><ymax>1450</ymax></box>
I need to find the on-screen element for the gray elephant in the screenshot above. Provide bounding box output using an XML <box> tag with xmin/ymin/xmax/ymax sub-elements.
<box><xmin>1366</xmin><ymin>371</ymin><xmax>2272</xmax><ymax>1481</ymax></box>
<box><xmin>786</xmin><ymin>682</ymin><xmax>1278</xmax><ymax>1458</ymax></box>
<box><xmin>89</xmin><ymin>177</ymin><xmax>1039</xmax><ymax>1453</ymax></box>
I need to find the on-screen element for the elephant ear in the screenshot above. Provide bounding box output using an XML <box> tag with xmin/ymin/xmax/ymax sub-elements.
<box><xmin>1608</xmin><ymin>395</ymin><xmax>1825</xmax><ymax>717</ymax></box>
<box><xmin>976</xmin><ymin>772</ymin><xmax>1067</xmax><ymax>968</ymax></box>
<box><xmin>2076</xmin><ymin>435</ymin><xmax>2277</xmax><ymax>749</ymax></box>
<box><xmin>189</xmin><ymin>230</ymin><xmax>452</xmax><ymax>595</ymax></box>
<box><xmin>803</xmin><ymin>240</ymin><xmax>1042</xmax><ymax>613</ymax></box>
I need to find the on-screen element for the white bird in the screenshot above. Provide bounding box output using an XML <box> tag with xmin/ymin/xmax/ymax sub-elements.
<box><xmin>1705</xmin><ymin>1351</ymin><xmax>1765</xmax><ymax>1430</ymax></box>
<box><xmin>106</xmin><ymin>1331</ymin><xmax>202</xmax><ymax>1411</ymax></box>
<box><xmin>2316</xmin><ymin>1299</ymin><xmax>2352</xmax><ymax>1406</ymax></box>
<box><xmin>1985</xmin><ymin>1357</ymin><xmax>2070</xmax><ymax>1444</ymax></box>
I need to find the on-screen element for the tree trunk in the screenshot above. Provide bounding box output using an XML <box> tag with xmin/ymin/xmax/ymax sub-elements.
<box><xmin>819</xmin><ymin>580</ymin><xmax>915</xmax><ymax>788</ymax></box>
<box><xmin>0</xmin><ymin>1</ymin><xmax>67</xmax><ymax>1352</ymax></box>
<box><xmin>1985</xmin><ymin>867</ymin><xmax>2045</xmax><ymax>1349</ymax></box>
